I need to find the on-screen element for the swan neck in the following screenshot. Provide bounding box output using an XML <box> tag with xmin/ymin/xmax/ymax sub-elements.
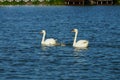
<box><xmin>73</xmin><ymin>31</ymin><xmax>78</xmax><ymax>46</ymax></box>
<box><xmin>41</xmin><ymin>32</ymin><xmax>46</xmax><ymax>43</ymax></box>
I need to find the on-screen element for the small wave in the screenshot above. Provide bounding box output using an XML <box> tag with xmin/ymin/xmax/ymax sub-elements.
<box><xmin>89</xmin><ymin>42</ymin><xmax>120</xmax><ymax>49</ymax></box>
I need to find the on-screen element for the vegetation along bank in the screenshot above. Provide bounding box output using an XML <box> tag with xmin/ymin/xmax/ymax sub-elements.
<box><xmin>0</xmin><ymin>0</ymin><xmax>120</xmax><ymax>5</ymax></box>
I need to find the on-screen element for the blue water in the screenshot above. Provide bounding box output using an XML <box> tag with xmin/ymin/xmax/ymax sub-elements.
<box><xmin>0</xmin><ymin>6</ymin><xmax>120</xmax><ymax>80</ymax></box>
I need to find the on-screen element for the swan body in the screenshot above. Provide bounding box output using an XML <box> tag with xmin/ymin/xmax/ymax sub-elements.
<box><xmin>40</xmin><ymin>30</ymin><xmax>57</xmax><ymax>46</ymax></box>
<box><xmin>72</xmin><ymin>29</ymin><xmax>89</xmax><ymax>48</ymax></box>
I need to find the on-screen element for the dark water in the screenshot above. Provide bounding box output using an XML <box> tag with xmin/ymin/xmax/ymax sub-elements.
<box><xmin>0</xmin><ymin>6</ymin><xmax>120</xmax><ymax>80</ymax></box>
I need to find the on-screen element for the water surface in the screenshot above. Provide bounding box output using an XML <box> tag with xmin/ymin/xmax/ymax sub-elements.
<box><xmin>0</xmin><ymin>6</ymin><xmax>120</xmax><ymax>80</ymax></box>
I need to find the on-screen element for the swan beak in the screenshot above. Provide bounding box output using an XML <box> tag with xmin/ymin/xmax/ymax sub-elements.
<box><xmin>71</xmin><ymin>29</ymin><xmax>75</xmax><ymax>32</ymax></box>
<box><xmin>40</xmin><ymin>32</ymin><xmax>43</xmax><ymax>34</ymax></box>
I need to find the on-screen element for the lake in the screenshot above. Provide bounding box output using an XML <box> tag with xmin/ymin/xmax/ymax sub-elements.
<box><xmin>0</xmin><ymin>6</ymin><xmax>120</xmax><ymax>80</ymax></box>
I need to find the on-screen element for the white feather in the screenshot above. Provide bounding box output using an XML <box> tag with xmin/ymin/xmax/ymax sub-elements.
<box><xmin>72</xmin><ymin>29</ymin><xmax>89</xmax><ymax>48</ymax></box>
<box><xmin>40</xmin><ymin>30</ymin><xmax>57</xmax><ymax>46</ymax></box>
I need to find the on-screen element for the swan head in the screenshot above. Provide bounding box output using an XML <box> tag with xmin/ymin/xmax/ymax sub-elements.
<box><xmin>40</xmin><ymin>30</ymin><xmax>46</xmax><ymax>34</ymax></box>
<box><xmin>72</xmin><ymin>28</ymin><xmax>78</xmax><ymax>33</ymax></box>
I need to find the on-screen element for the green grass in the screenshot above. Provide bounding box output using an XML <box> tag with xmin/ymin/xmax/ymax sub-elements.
<box><xmin>0</xmin><ymin>0</ymin><xmax>120</xmax><ymax>5</ymax></box>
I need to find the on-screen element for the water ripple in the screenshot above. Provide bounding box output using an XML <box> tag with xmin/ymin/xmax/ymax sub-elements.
<box><xmin>0</xmin><ymin>6</ymin><xmax>120</xmax><ymax>80</ymax></box>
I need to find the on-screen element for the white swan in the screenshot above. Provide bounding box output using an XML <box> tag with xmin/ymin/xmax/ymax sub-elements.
<box><xmin>72</xmin><ymin>29</ymin><xmax>89</xmax><ymax>48</ymax></box>
<box><xmin>40</xmin><ymin>30</ymin><xmax>57</xmax><ymax>46</ymax></box>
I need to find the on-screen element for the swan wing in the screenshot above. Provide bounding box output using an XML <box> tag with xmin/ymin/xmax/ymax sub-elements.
<box><xmin>74</xmin><ymin>40</ymin><xmax>89</xmax><ymax>48</ymax></box>
<box><xmin>76</xmin><ymin>40</ymin><xmax>87</xmax><ymax>44</ymax></box>
<box><xmin>44</xmin><ymin>38</ymin><xmax>57</xmax><ymax>45</ymax></box>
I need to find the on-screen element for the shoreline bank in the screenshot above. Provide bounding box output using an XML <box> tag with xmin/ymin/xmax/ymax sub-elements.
<box><xmin>0</xmin><ymin>0</ymin><xmax>120</xmax><ymax>6</ymax></box>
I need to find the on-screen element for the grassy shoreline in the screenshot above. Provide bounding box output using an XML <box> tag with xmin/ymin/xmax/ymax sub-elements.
<box><xmin>0</xmin><ymin>0</ymin><xmax>120</xmax><ymax>6</ymax></box>
<box><xmin>0</xmin><ymin>0</ymin><xmax>64</xmax><ymax>5</ymax></box>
